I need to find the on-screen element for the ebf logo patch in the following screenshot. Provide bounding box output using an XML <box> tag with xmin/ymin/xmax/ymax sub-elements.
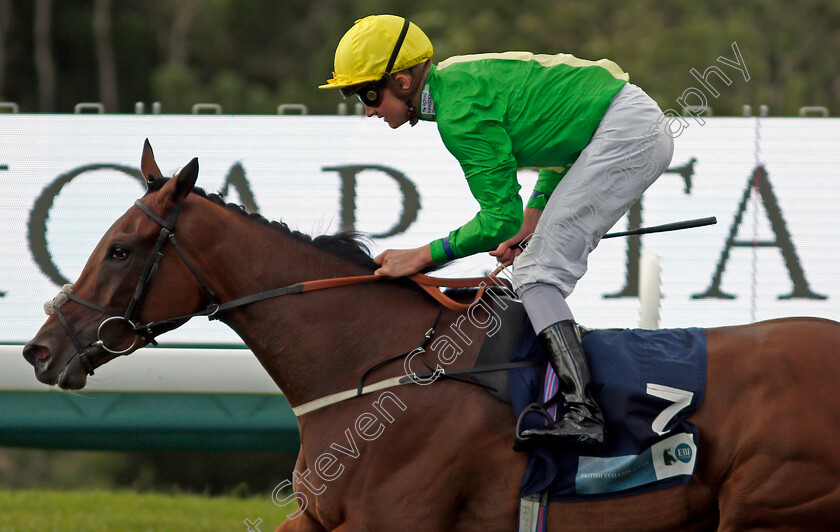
<box><xmin>675</xmin><ymin>443</ymin><xmax>693</xmax><ymax>463</ymax></box>
<box><xmin>663</xmin><ymin>443</ymin><xmax>693</xmax><ymax>466</ymax></box>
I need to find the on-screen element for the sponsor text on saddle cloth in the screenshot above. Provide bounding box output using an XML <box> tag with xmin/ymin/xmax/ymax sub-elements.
<box><xmin>509</xmin><ymin>323</ymin><xmax>706</xmax><ymax>501</ymax></box>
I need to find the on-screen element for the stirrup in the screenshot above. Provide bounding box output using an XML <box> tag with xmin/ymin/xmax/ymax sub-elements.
<box><xmin>515</xmin><ymin>401</ymin><xmax>606</xmax><ymax>450</ymax></box>
<box><xmin>514</xmin><ymin>402</ymin><xmax>556</xmax><ymax>451</ymax></box>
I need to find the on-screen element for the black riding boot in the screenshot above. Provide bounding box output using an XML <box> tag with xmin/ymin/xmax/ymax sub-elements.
<box><xmin>516</xmin><ymin>320</ymin><xmax>605</xmax><ymax>448</ymax></box>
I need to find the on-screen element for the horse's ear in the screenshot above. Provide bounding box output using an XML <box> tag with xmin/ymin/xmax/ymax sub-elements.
<box><xmin>172</xmin><ymin>158</ymin><xmax>199</xmax><ymax>204</ymax></box>
<box><xmin>141</xmin><ymin>139</ymin><xmax>163</xmax><ymax>186</ymax></box>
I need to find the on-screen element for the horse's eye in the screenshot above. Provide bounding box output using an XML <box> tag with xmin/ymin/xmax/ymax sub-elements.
<box><xmin>110</xmin><ymin>246</ymin><xmax>130</xmax><ymax>261</ymax></box>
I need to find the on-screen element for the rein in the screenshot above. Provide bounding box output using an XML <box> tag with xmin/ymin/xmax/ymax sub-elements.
<box><xmin>207</xmin><ymin>268</ymin><xmax>495</xmax><ymax>316</ymax></box>
<box><xmin>48</xmin><ymin>197</ymin><xmax>509</xmax><ymax>377</ymax></box>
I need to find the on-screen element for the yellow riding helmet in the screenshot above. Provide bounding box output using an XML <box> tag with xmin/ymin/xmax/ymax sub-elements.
<box><xmin>319</xmin><ymin>15</ymin><xmax>433</xmax><ymax>90</ymax></box>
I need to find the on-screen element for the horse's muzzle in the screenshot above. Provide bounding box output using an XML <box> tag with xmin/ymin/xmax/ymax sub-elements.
<box><xmin>22</xmin><ymin>342</ymin><xmax>94</xmax><ymax>389</ymax></box>
<box><xmin>22</xmin><ymin>342</ymin><xmax>62</xmax><ymax>386</ymax></box>
<box><xmin>22</xmin><ymin>343</ymin><xmax>51</xmax><ymax>367</ymax></box>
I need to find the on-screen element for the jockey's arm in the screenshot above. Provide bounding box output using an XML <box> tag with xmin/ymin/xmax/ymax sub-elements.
<box><xmin>428</xmin><ymin>156</ymin><xmax>523</xmax><ymax>265</ymax></box>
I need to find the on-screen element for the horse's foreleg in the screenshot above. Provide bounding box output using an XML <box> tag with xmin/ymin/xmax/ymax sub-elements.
<box><xmin>273</xmin><ymin>451</ymin><xmax>329</xmax><ymax>532</ymax></box>
<box><xmin>273</xmin><ymin>511</ymin><xmax>328</xmax><ymax>532</ymax></box>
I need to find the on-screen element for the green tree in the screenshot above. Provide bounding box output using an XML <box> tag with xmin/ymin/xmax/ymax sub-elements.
<box><xmin>0</xmin><ymin>0</ymin><xmax>837</xmax><ymax>115</ymax></box>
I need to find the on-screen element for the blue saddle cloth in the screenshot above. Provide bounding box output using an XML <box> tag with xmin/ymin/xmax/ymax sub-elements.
<box><xmin>509</xmin><ymin>325</ymin><xmax>707</xmax><ymax>502</ymax></box>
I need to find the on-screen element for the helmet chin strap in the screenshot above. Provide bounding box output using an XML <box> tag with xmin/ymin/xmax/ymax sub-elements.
<box><xmin>390</xmin><ymin>60</ymin><xmax>429</xmax><ymax>127</ymax></box>
<box><xmin>385</xmin><ymin>77</ymin><xmax>421</xmax><ymax>126</ymax></box>
<box><xmin>406</xmin><ymin>99</ymin><xmax>419</xmax><ymax>126</ymax></box>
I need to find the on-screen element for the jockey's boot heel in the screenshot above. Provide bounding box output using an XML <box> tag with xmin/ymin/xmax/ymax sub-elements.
<box><xmin>517</xmin><ymin>320</ymin><xmax>605</xmax><ymax>448</ymax></box>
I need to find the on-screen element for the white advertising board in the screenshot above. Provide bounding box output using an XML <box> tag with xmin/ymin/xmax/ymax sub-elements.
<box><xmin>1</xmin><ymin>115</ymin><xmax>838</xmax><ymax>347</ymax></box>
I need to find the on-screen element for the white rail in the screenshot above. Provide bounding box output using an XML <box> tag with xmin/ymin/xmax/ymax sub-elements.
<box><xmin>1</xmin><ymin>344</ymin><xmax>282</xmax><ymax>394</ymax></box>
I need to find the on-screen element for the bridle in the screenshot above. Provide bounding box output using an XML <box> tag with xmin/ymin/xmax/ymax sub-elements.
<box><xmin>51</xmin><ymin>198</ymin><xmax>219</xmax><ymax>375</ymax></box>
<box><xmin>50</xmin><ymin>195</ymin><xmax>507</xmax><ymax>377</ymax></box>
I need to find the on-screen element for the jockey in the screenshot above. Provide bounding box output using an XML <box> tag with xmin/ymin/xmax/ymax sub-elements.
<box><xmin>320</xmin><ymin>15</ymin><xmax>674</xmax><ymax>448</ymax></box>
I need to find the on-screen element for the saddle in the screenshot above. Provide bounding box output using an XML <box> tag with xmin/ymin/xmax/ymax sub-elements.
<box><xmin>431</xmin><ymin>288</ymin><xmax>707</xmax><ymax>503</ymax></box>
<box><xmin>461</xmin><ymin>290</ymin><xmax>531</xmax><ymax>402</ymax></box>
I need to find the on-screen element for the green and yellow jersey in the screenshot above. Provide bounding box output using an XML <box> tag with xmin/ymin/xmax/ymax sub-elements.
<box><xmin>421</xmin><ymin>52</ymin><xmax>628</xmax><ymax>263</ymax></box>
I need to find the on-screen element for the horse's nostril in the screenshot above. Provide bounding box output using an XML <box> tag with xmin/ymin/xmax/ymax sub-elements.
<box><xmin>23</xmin><ymin>344</ymin><xmax>51</xmax><ymax>365</ymax></box>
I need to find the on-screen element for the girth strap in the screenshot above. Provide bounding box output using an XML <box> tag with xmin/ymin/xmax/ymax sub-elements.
<box><xmin>397</xmin><ymin>361</ymin><xmax>540</xmax><ymax>384</ymax></box>
<box><xmin>292</xmin><ymin>360</ymin><xmax>539</xmax><ymax>417</ymax></box>
<box><xmin>356</xmin><ymin>307</ymin><xmax>443</xmax><ymax>395</ymax></box>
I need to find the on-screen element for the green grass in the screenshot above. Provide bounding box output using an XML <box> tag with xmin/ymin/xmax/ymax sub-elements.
<box><xmin>0</xmin><ymin>488</ymin><xmax>295</xmax><ymax>532</ymax></box>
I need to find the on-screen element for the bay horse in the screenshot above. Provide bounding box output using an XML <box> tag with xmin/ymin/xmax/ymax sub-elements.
<box><xmin>23</xmin><ymin>142</ymin><xmax>840</xmax><ymax>531</ymax></box>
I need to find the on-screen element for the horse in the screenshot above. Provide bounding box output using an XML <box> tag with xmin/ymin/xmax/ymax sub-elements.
<box><xmin>23</xmin><ymin>141</ymin><xmax>840</xmax><ymax>531</ymax></box>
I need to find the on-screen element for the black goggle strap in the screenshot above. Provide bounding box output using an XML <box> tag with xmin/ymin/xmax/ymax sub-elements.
<box><xmin>384</xmin><ymin>18</ymin><xmax>411</xmax><ymax>77</ymax></box>
<box><xmin>389</xmin><ymin>18</ymin><xmax>419</xmax><ymax>124</ymax></box>
<box><xmin>340</xmin><ymin>19</ymin><xmax>410</xmax><ymax>104</ymax></box>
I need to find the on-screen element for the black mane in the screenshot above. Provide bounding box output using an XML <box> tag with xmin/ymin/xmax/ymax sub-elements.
<box><xmin>144</xmin><ymin>177</ymin><xmax>378</xmax><ymax>271</ymax></box>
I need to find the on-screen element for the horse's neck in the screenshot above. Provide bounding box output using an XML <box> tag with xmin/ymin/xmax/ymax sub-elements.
<box><xmin>195</xmin><ymin>217</ymin><xmax>444</xmax><ymax>407</ymax></box>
